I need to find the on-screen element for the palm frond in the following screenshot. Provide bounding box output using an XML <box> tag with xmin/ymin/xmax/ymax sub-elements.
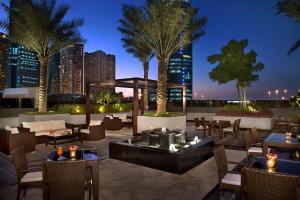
<box><xmin>288</xmin><ymin>39</ymin><xmax>300</xmax><ymax>55</ymax></box>
<box><xmin>277</xmin><ymin>0</ymin><xmax>300</xmax><ymax>22</ymax></box>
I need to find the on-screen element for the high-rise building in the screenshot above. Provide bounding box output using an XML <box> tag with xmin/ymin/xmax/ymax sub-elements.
<box><xmin>0</xmin><ymin>33</ymin><xmax>9</xmax><ymax>90</ymax></box>
<box><xmin>84</xmin><ymin>50</ymin><xmax>115</xmax><ymax>94</ymax></box>
<box><xmin>8</xmin><ymin>43</ymin><xmax>40</xmax><ymax>88</ymax></box>
<box><xmin>167</xmin><ymin>0</ymin><xmax>193</xmax><ymax>102</ymax></box>
<box><xmin>60</xmin><ymin>44</ymin><xmax>84</xmax><ymax>94</ymax></box>
<box><xmin>48</xmin><ymin>52</ymin><xmax>60</xmax><ymax>94</ymax></box>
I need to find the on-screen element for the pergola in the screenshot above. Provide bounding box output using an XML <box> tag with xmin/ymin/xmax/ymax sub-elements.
<box><xmin>86</xmin><ymin>77</ymin><xmax>187</xmax><ymax>135</ymax></box>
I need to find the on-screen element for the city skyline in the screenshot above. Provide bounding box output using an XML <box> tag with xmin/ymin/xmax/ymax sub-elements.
<box><xmin>1</xmin><ymin>0</ymin><xmax>299</xmax><ymax>99</ymax></box>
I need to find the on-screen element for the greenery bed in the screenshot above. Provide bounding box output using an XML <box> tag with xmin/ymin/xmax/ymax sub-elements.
<box><xmin>216</xmin><ymin>104</ymin><xmax>274</xmax><ymax>117</ymax></box>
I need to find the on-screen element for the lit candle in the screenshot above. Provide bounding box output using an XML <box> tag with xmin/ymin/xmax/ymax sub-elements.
<box><xmin>266</xmin><ymin>153</ymin><xmax>277</xmax><ymax>169</ymax></box>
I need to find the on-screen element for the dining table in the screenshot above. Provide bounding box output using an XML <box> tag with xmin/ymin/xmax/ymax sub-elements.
<box><xmin>262</xmin><ymin>133</ymin><xmax>300</xmax><ymax>156</ymax></box>
<box><xmin>250</xmin><ymin>156</ymin><xmax>300</xmax><ymax>176</ymax></box>
<box><xmin>47</xmin><ymin>149</ymin><xmax>100</xmax><ymax>200</ymax></box>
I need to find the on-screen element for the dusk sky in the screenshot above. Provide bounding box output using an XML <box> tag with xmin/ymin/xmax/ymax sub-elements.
<box><xmin>1</xmin><ymin>0</ymin><xmax>300</xmax><ymax>100</ymax></box>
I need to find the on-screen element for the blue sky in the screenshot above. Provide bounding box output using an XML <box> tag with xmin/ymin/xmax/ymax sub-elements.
<box><xmin>1</xmin><ymin>0</ymin><xmax>299</xmax><ymax>99</ymax></box>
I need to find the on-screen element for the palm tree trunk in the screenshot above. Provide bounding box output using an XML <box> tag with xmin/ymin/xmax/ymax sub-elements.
<box><xmin>143</xmin><ymin>61</ymin><xmax>149</xmax><ymax>111</ymax></box>
<box><xmin>156</xmin><ymin>57</ymin><xmax>168</xmax><ymax>114</ymax></box>
<box><xmin>38</xmin><ymin>57</ymin><xmax>48</xmax><ymax>112</ymax></box>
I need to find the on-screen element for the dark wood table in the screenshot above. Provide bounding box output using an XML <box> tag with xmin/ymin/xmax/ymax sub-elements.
<box><xmin>263</xmin><ymin>133</ymin><xmax>300</xmax><ymax>155</ymax></box>
<box><xmin>251</xmin><ymin>156</ymin><xmax>300</xmax><ymax>176</ymax></box>
<box><xmin>47</xmin><ymin>149</ymin><xmax>100</xmax><ymax>200</ymax></box>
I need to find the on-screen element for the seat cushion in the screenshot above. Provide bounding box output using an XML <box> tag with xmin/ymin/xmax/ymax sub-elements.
<box><xmin>81</xmin><ymin>129</ymin><xmax>89</xmax><ymax>134</ymax></box>
<box><xmin>35</xmin><ymin>131</ymin><xmax>50</xmax><ymax>137</ymax></box>
<box><xmin>196</xmin><ymin>126</ymin><xmax>208</xmax><ymax>130</ymax></box>
<box><xmin>223</xmin><ymin>127</ymin><xmax>233</xmax><ymax>132</ymax></box>
<box><xmin>21</xmin><ymin>171</ymin><xmax>42</xmax><ymax>183</ymax></box>
<box><xmin>113</xmin><ymin>113</ymin><xmax>127</xmax><ymax>121</ymax></box>
<box><xmin>52</xmin><ymin>120</ymin><xmax>66</xmax><ymax>129</ymax></box>
<box><xmin>52</xmin><ymin>129</ymin><xmax>72</xmax><ymax>137</ymax></box>
<box><xmin>22</xmin><ymin>122</ymin><xmax>41</xmax><ymax>132</ymax></box>
<box><xmin>248</xmin><ymin>147</ymin><xmax>263</xmax><ymax>153</ymax></box>
<box><xmin>39</xmin><ymin>121</ymin><xmax>53</xmax><ymax>131</ymax></box>
<box><xmin>221</xmin><ymin>173</ymin><xmax>241</xmax><ymax>186</ymax></box>
<box><xmin>4</xmin><ymin>126</ymin><xmax>19</xmax><ymax>134</ymax></box>
<box><xmin>89</xmin><ymin>120</ymin><xmax>101</xmax><ymax>127</ymax></box>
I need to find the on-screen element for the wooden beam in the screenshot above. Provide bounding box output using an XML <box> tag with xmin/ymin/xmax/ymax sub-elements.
<box><xmin>133</xmin><ymin>79</ymin><xmax>139</xmax><ymax>136</ymax></box>
<box><xmin>86</xmin><ymin>82</ymin><xmax>91</xmax><ymax>125</ymax></box>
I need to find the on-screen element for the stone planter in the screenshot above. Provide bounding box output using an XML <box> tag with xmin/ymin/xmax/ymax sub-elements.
<box><xmin>137</xmin><ymin>115</ymin><xmax>186</xmax><ymax>133</ymax></box>
<box><xmin>212</xmin><ymin>115</ymin><xmax>273</xmax><ymax>130</ymax></box>
<box><xmin>19</xmin><ymin>114</ymin><xmax>71</xmax><ymax>125</ymax></box>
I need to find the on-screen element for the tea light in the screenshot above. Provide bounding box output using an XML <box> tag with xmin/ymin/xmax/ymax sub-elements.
<box><xmin>286</xmin><ymin>132</ymin><xmax>292</xmax><ymax>140</ymax></box>
<box><xmin>70</xmin><ymin>150</ymin><xmax>76</xmax><ymax>160</ymax></box>
<box><xmin>266</xmin><ymin>153</ymin><xmax>277</xmax><ymax>169</ymax></box>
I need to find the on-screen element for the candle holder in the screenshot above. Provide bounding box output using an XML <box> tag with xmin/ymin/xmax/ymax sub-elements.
<box><xmin>69</xmin><ymin>150</ymin><xmax>76</xmax><ymax>160</ymax></box>
<box><xmin>56</xmin><ymin>146</ymin><xmax>63</xmax><ymax>157</ymax></box>
<box><xmin>68</xmin><ymin>145</ymin><xmax>79</xmax><ymax>161</ymax></box>
<box><xmin>266</xmin><ymin>153</ymin><xmax>277</xmax><ymax>169</ymax></box>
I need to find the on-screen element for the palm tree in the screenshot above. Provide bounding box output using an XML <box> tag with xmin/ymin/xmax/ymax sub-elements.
<box><xmin>119</xmin><ymin>5</ymin><xmax>154</xmax><ymax>110</ymax></box>
<box><xmin>277</xmin><ymin>0</ymin><xmax>300</xmax><ymax>55</ymax></box>
<box><xmin>8</xmin><ymin>0</ymin><xmax>84</xmax><ymax>112</ymax></box>
<box><xmin>119</xmin><ymin>0</ymin><xmax>207</xmax><ymax>114</ymax></box>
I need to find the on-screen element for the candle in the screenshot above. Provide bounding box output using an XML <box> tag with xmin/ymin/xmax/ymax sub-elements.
<box><xmin>266</xmin><ymin>153</ymin><xmax>277</xmax><ymax>169</ymax></box>
<box><xmin>70</xmin><ymin>150</ymin><xmax>76</xmax><ymax>160</ymax></box>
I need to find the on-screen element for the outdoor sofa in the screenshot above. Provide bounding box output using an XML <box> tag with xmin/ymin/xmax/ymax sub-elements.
<box><xmin>19</xmin><ymin>120</ymin><xmax>73</xmax><ymax>144</ymax></box>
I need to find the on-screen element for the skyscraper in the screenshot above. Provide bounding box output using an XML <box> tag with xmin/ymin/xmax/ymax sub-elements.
<box><xmin>48</xmin><ymin>52</ymin><xmax>60</xmax><ymax>94</ymax></box>
<box><xmin>84</xmin><ymin>50</ymin><xmax>116</xmax><ymax>94</ymax></box>
<box><xmin>0</xmin><ymin>33</ymin><xmax>9</xmax><ymax>90</ymax></box>
<box><xmin>8</xmin><ymin>43</ymin><xmax>40</xmax><ymax>88</ymax></box>
<box><xmin>167</xmin><ymin>0</ymin><xmax>193</xmax><ymax>102</ymax></box>
<box><xmin>60</xmin><ymin>44</ymin><xmax>84</xmax><ymax>94</ymax></box>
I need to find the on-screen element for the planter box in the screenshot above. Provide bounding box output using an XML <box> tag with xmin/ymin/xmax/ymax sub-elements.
<box><xmin>212</xmin><ymin>115</ymin><xmax>273</xmax><ymax>130</ymax></box>
<box><xmin>137</xmin><ymin>115</ymin><xmax>186</xmax><ymax>133</ymax></box>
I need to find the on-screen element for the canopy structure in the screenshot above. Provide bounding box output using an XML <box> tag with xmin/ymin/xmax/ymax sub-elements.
<box><xmin>3</xmin><ymin>87</ymin><xmax>39</xmax><ymax>108</ymax></box>
<box><xmin>86</xmin><ymin>77</ymin><xmax>187</xmax><ymax>135</ymax></box>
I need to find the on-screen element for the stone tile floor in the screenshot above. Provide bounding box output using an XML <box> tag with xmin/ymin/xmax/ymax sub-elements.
<box><xmin>0</xmin><ymin>127</ymin><xmax>247</xmax><ymax>200</ymax></box>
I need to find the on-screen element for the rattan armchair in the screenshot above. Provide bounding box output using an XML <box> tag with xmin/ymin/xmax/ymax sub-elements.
<box><xmin>103</xmin><ymin>117</ymin><xmax>123</xmax><ymax>131</ymax></box>
<box><xmin>43</xmin><ymin>160</ymin><xmax>88</xmax><ymax>200</ymax></box>
<box><xmin>79</xmin><ymin>123</ymin><xmax>105</xmax><ymax>142</ymax></box>
<box><xmin>194</xmin><ymin>117</ymin><xmax>209</xmax><ymax>137</ymax></box>
<box><xmin>0</xmin><ymin>128</ymin><xmax>35</xmax><ymax>154</ymax></box>
<box><xmin>241</xmin><ymin>167</ymin><xmax>300</xmax><ymax>200</ymax></box>
<box><xmin>222</xmin><ymin>119</ymin><xmax>241</xmax><ymax>139</ymax></box>
<box><xmin>244</xmin><ymin>131</ymin><xmax>266</xmax><ymax>159</ymax></box>
<box><xmin>214</xmin><ymin>145</ymin><xmax>245</xmax><ymax>198</ymax></box>
<box><xmin>11</xmin><ymin>146</ymin><xmax>42</xmax><ymax>200</ymax></box>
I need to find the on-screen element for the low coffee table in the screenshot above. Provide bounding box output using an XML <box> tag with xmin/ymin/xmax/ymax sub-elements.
<box><xmin>45</xmin><ymin>130</ymin><xmax>79</xmax><ymax>148</ymax></box>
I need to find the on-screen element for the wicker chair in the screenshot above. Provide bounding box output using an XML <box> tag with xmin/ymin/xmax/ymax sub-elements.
<box><xmin>194</xmin><ymin>117</ymin><xmax>209</xmax><ymax>137</ymax></box>
<box><xmin>11</xmin><ymin>146</ymin><xmax>42</xmax><ymax>200</ymax></box>
<box><xmin>222</xmin><ymin>119</ymin><xmax>239</xmax><ymax>139</ymax></box>
<box><xmin>43</xmin><ymin>160</ymin><xmax>88</xmax><ymax>200</ymax></box>
<box><xmin>241</xmin><ymin>167</ymin><xmax>300</xmax><ymax>200</ymax></box>
<box><xmin>79</xmin><ymin>122</ymin><xmax>105</xmax><ymax>142</ymax></box>
<box><xmin>103</xmin><ymin>117</ymin><xmax>123</xmax><ymax>131</ymax></box>
<box><xmin>250</xmin><ymin>127</ymin><xmax>266</xmax><ymax>147</ymax></box>
<box><xmin>274</xmin><ymin>119</ymin><xmax>289</xmax><ymax>133</ymax></box>
<box><xmin>0</xmin><ymin>128</ymin><xmax>35</xmax><ymax>154</ymax></box>
<box><xmin>244</xmin><ymin>131</ymin><xmax>266</xmax><ymax>158</ymax></box>
<box><xmin>214</xmin><ymin>145</ymin><xmax>244</xmax><ymax>198</ymax></box>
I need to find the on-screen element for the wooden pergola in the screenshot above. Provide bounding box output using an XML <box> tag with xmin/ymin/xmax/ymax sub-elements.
<box><xmin>86</xmin><ymin>77</ymin><xmax>187</xmax><ymax>135</ymax></box>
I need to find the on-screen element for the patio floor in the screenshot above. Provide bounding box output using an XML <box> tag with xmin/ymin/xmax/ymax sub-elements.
<box><xmin>0</xmin><ymin>127</ymin><xmax>247</xmax><ymax>200</ymax></box>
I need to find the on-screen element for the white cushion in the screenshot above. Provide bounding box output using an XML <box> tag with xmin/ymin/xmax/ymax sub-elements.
<box><xmin>39</xmin><ymin>121</ymin><xmax>53</xmax><ymax>131</ymax></box>
<box><xmin>248</xmin><ymin>147</ymin><xmax>263</xmax><ymax>153</ymax></box>
<box><xmin>106</xmin><ymin>115</ymin><xmax>113</xmax><ymax>119</ymax></box>
<box><xmin>113</xmin><ymin>113</ymin><xmax>127</xmax><ymax>120</ymax></box>
<box><xmin>52</xmin><ymin>120</ymin><xmax>66</xmax><ymax>129</ymax></box>
<box><xmin>221</xmin><ymin>173</ymin><xmax>241</xmax><ymax>186</ymax></box>
<box><xmin>81</xmin><ymin>129</ymin><xmax>89</xmax><ymax>134</ymax></box>
<box><xmin>21</xmin><ymin>171</ymin><xmax>42</xmax><ymax>183</ymax></box>
<box><xmin>122</xmin><ymin>119</ymin><xmax>132</xmax><ymax>123</ymax></box>
<box><xmin>196</xmin><ymin>125</ymin><xmax>208</xmax><ymax>130</ymax></box>
<box><xmin>35</xmin><ymin>131</ymin><xmax>50</xmax><ymax>137</ymax></box>
<box><xmin>4</xmin><ymin>126</ymin><xmax>19</xmax><ymax>134</ymax></box>
<box><xmin>89</xmin><ymin>120</ymin><xmax>101</xmax><ymax>127</ymax></box>
<box><xmin>223</xmin><ymin>127</ymin><xmax>233</xmax><ymax>132</ymax></box>
<box><xmin>23</xmin><ymin>122</ymin><xmax>40</xmax><ymax>132</ymax></box>
<box><xmin>52</xmin><ymin>129</ymin><xmax>72</xmax><ymax>137</ymax></box>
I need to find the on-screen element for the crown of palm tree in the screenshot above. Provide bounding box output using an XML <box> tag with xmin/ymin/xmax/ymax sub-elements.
<box><xmin>9</xmin><ymin>0</ymin><xmax>84</xmax><ymax>59</ymax></box>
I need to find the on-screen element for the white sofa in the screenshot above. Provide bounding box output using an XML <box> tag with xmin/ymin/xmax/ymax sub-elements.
<box><xmin>22</xmin><ymin>120</ymin><xmax>72</xmax><ymax>138</ymax></box>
